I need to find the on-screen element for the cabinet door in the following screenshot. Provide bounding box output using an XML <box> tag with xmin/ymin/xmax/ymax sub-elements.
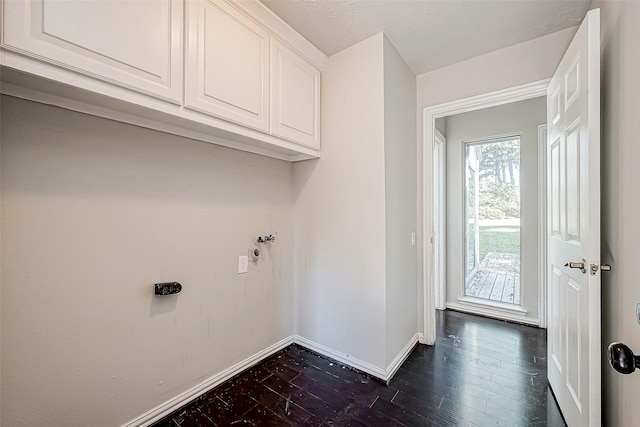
<box><xmin>185</xmin><ymin>0</ymin><xmax>270</xmax><ymax>132</ymax></box>
<box><xmin>1</xmin><ymin>0</ymin><xmax>183</xmax><ymax>103</ymax></box>
<box><xmin>270</xmin><ymin>40</ymin><xmax>320</xmax><ymax>149</ymax></box>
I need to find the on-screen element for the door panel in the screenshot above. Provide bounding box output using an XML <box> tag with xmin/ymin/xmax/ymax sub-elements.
<box><xmin>550</xmin><ymin>266</ymin><xmax>563</xmax><ymax>372</ymax></box>
<box><xmin>546</xmin><ymin>8</ymin><xmax>601</xmax><ymax>427</ymax></box>
<box><xmin>566</xmin><ymin>277</ymin><xmax>582</xmax><ymax>407</ymax></box>
<box><xmin>566</xmin><ymin>121</ymin><xmax>581</xmax><ymax>241</ymax></box>
<box><xmin>550</xmin><ymin>138</ymin><xmax>561</xmax><ymax>237</ymax></box>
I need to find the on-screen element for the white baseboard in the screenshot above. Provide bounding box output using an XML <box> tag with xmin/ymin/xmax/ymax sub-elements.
<box><xmin>384</xmin><ymin>334</ymin><xmax>419</xmax><ymax>382</ymax></box>
<box><xmin>447</xmin><ymin>301</ymin><xmax>540</xmax><ymax>326</ymax></box>
<box><xmin>294</xmin><ymin>334</ymin><xmax>418</xmax><ymax>383</ymax></box>
<box><xmin>126</xmin><ymin>333</ymin><xmax>423</xmax><ymax>426</ymax></box>
<box><xmin>123</xmin><ymin>335</ymin><xmax>295</xmax><ymax>427</ymax></box>
<box><xmin>417</xmin><ymin>332</ymin><xmax>426</xmax><ymax>344</ymax></box>
<box><xmin>293</xmin><ymin>335</ymin><xmax>387</xmax><ymax>380</ymax></box>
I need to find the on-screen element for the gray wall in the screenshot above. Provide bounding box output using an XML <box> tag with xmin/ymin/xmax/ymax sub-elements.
<box><xmin>0</xmin><ymin>31</ymin><xmax>419</xmax><ymax>426</ymax></box>
<box><xmin>383</xmin><ymin>35</ymin><xmax>418</xmax><ymax>365</ymax></box>
<box><xmin>1</xmin><ymin>96</ymin><xmax>295</xmax><ymax>426</ymax></box>
<box><xmin>293</xmin><ymin>32</ymin><xmax>418</xmax><ymax>372</ymax></box>
<box><xmin>591</xmin><ymin>1</ymin><xmax>640</xmax><ymax>425</ymax></box>
<box><xmin>293</xmin><ymin>34</ymin><xmax>388</xmax><ymax>368</ymax></box>
<box><xmin>444</xmin><ymin>97</ymin><xmax>546</xmax><ymax>322</ymax></box>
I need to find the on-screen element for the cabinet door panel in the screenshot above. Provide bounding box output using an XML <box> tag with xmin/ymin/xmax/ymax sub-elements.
<box><xmin>1</xmin><ymin>0</ymin><xmax>182</xmax><ymax>103</ymax></box>
<box><xmin>271</xmin><ymin>40</ymin><xmax>320</xmax><ymax>149</ymax></box>
<box><xmin>185</xmin><ymin>0</ymin><xmax>270</xmax><ymax>132</ymax></box>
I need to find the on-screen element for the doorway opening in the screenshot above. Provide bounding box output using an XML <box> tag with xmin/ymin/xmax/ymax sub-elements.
<box><xmin>422</xmin><ymin>80</ymin><xmax>549</xmax><ymax>346</ymax></box>
<box><xmin>464</xmin><ymin>137</ymin><xmax>521</xmax><ymax>306</ymax></box>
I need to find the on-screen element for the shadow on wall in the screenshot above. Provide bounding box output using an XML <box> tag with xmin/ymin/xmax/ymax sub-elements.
<box><xmin>150</xmin><ymin>293</ymin><xmax>178</xmax><ymax>317</ymax></box>
<box><xmin>2</xmin><ymin>97</ymin><xmax>292</xmax><ymax>205</ymax></box>
<box><xmin>600</xmin><ymin>12</ymin><xmax>620</xmax><ymax>427</ymax></box>
<box><xmin>292</xmin><ymin>158</ymin><xmax>320</xmax><ymax>200</ymax></box>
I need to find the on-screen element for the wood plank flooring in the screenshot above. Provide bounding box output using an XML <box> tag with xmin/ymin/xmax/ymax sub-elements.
<box><xmin>466</xmin><ymin>252</ymin><xmax>521</xmax><ymax>304</ymax></box>
<box><xmin>153</xmin><ymin>310</ymin><xmax>565</xmax><ymax>426</ymax></box>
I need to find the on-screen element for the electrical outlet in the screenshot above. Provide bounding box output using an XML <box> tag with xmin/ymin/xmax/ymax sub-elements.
<box><xmin>411</xmin><ymin>232</ymin><xmax>416</xmax><ymax>247</ymax></box>
<box><xmin>238</xmin><ymin>255</ymin><xmax>249</xmax><ymax>274</ymax></box>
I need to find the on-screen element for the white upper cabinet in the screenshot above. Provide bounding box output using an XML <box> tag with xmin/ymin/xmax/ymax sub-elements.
<box><xmin>0</xmin><ymin>0</ymin><xmax>326</xmax><ymax>160</ymax></box>
<box><xmin>185</xmin><ymin>0</ymin><xmax>270</xmax><ymax>132</ymax></box>
<box><xmin>1</xmin><ymin>0</ymin><xmax>183</xmax><ymax>103</ymax></box>
<box><xmin>270</xmin><ymin>39</ymin><xmax>320</xmax><ymax>149</ymax></box>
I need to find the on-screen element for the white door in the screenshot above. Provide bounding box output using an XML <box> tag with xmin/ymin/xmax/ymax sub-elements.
<box><xmin>547</xmin><ymin>9</ymin><xmax>601</xmax><ymax>427</ymax></box>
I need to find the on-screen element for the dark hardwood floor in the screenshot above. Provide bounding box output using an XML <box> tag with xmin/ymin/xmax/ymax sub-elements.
<box><xmin>153</xmin><ymin>310</ymin><xmax>565</xmax><ymax>426</ymax></box>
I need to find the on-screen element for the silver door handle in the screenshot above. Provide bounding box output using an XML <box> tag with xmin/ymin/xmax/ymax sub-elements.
<box><xmin>565</xmin><ymin>259</ymin><xmax>586</xmax><ymax>273</ymax></box>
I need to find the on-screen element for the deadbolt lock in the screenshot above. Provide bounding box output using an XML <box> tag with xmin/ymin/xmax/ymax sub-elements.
<box><xmin>590</xmin><ymin>262</ymin><xmax>613</xmax><ymax>275</ymax></box>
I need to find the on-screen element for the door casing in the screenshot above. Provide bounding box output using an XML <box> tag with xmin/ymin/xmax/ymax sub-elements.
<box><xmin>421</xmin><ymin>79</ymin><xmax>549</xmax><ymax>345</ymax></box>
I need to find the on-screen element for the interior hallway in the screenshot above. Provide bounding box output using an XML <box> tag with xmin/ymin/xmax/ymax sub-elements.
<box><xmin>154</xmin><ymin>310</ymin><xmax>564</xmax><ymax>426</ymax></box>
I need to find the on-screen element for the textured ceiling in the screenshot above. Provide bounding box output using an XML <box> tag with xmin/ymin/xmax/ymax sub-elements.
<box><xmin>260</xmin><ymin>0</ymin><xmax>592</xmax><ymax>74</ymax></box>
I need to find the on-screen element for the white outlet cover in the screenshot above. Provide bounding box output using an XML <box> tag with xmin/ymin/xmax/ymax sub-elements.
<box><xmin>238</xmin><ymin>255</ymin><xmax>249</xmax><ymax>274</ymax></box>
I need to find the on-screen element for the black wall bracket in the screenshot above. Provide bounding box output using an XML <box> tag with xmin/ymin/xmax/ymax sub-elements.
<box><xmin>154</xmin><ymin>282</ymin><xmax>182</xmax><ymax>296</ymax></box>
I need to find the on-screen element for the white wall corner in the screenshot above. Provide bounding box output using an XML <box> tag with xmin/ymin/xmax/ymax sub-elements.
<box><xmin>385</xmin><ymin>334</ymin><xmax>419</xmax><ymax>382</ymax></box>
<box><xmin>295</xmin><ymin>334</ymin><xmax>419</xmax><ymax>384</ymax></box>
<box><xmin>294</xmin><ymin>335</ymin><xmax>388</xmax><ymax>381</ymax></box>
<box><xmin>123</xmin><ymin>335</ymin><xmax>295</xmax><ymax>427</ymax></box>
